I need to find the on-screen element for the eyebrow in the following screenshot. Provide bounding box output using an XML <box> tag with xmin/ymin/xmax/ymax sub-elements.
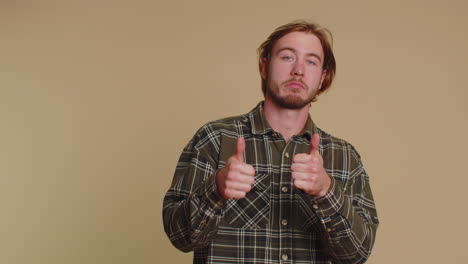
<box><xmin>275</xmin><ymin>47</ymin><xmax>323</xmax><ymax>63</ymax></box>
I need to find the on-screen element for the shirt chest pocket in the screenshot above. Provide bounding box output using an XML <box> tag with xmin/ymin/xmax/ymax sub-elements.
<box><xmin>221</xmin><ymin>173</ymin><xmax>271</xmax><ymax>230</ymax></box>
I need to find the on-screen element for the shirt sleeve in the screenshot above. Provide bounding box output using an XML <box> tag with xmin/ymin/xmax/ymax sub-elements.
<box><xmin>162</xmin><ymin>126</ymin><xmax>226</xmax><ymax>252</ymax></box>
<box><xmin>312</xmin><ymin>145</ymin><xmax>379</xmax><ymax>264</ymax></box>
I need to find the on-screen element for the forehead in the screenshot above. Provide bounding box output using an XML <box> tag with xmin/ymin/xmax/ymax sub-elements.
<box><xmin>272</xmin><ymin>31</ymin><xmax>324</xmax><ymax>58</ymax></box>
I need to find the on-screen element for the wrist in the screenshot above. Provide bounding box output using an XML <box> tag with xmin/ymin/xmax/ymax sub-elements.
<box><xmin>316</xmin><ymin>173</ymin><xmax>331</xmax><ymax>198</ymax></box>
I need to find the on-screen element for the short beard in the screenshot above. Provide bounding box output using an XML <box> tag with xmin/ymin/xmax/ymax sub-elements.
<box><xmin>266</xmin><ymin>79</ymin><xmax>316</xmax><ymax>110</ymax></box>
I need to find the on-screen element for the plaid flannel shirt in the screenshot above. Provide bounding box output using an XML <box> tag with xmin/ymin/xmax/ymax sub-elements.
<box><xmin>163</xmin><ymin>102</ymin><xmax>379</xmax><ymax>263</ymax></box>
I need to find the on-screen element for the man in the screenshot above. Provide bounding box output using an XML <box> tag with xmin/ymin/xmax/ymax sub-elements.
<box><xmin>163</xmin><ymin>21</ymin><xmax>379</xmax><ymax>264</ymax></box>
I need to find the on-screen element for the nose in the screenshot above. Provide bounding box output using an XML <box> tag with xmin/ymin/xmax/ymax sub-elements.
<box><xmin>292</xmin><ymin>61</ymin><xmax>304</xmax><ymax>76</ymax></box>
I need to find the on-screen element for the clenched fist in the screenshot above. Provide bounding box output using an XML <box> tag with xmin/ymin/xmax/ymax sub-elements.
<box><xmin>215</xmin><ymin>137</ymin><xmax>256</xmax><ymax>199</ymax></box>
<box><xmin>291</xmin><ymin>133</ymin><xmax>331</xmax><ymax>198</ymax></box>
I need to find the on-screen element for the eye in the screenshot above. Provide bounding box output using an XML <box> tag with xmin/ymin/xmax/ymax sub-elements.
<box><xmin>307</xmin><ymin>59</ymin><xmax>316</xmax><ymax>65</ymax></box>
<box><xmin>282</xmin><ymin>56</ymin><xmax>293</xmax><ymax>61</ymax></box>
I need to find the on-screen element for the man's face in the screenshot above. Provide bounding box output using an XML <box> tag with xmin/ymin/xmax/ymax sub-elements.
<box><xmin>261</xmin><ymin>31</ymin><xmax>327</xmax><ymax>109</ymax></box>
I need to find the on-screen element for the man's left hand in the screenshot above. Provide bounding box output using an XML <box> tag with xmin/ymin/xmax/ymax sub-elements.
<box><xmin>291</xmin><ymin>133</ymin><xmax>331</xmax><ymax>198</ymax></box>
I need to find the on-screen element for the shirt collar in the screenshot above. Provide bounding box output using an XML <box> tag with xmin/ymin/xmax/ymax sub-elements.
<box><xmin>249</xmin><ymin>101</ymin><xmax>317</xmax><ymax>140</ymax></box>
<box><xmin>249</xmin><ymin>101</ymin><xmax>273</xmax><ymax>135</ymax></box>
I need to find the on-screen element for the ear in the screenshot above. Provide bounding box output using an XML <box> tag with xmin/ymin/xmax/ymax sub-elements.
<box><xmin>319</xmin><ymin>70</ymin><xmax>327</xmax><ymax>89</ymax></box>
<box><xmin>260</xmin><ymin>57</ymin><xmax>268</xmax><ymax>80</ymax></box>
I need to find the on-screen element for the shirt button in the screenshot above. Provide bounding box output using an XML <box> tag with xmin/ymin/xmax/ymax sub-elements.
<box><xmin>282</xmin><ymin>254</ymin><xmax>288</xmax><ymax>260</ymax></box>
<box><xmin>284</xmin><ymin>152</ymin><xmax>289</xmax><ymax>158</ymax></box>
<box><xmin>312</xmin><ymin>204</ymin><xmax>319</xmax><ymax>210</ymax></box>
<box><xmin>281</xmin><ymin>219</ymin><xmax>288</xmax><ymax>226</ymax></box>
<box><xmin>281</xmin><ymin>186</ymin><xmax>288</xmax><ymax>193</ymax></box>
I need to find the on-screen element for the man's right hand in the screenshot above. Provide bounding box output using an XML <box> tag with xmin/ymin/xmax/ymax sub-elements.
<box><xmin>215</xmin><ymin>137</ymin><xmax>256</xmax><ymax>199</ymax></box>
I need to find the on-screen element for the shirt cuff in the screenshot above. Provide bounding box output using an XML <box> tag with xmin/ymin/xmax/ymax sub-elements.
<box><xmin>196</xmin><ymin>169</ymin><xmax>227</xmax><ymax>215</ymax></box>
<box><xmin>311</xmin><ymin>177</ymin><xmax>345</xmax><ymax>218</ymax></box>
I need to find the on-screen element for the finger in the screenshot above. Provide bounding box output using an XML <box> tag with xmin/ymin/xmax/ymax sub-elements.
<box><xmin>235</xmin><ymin>137</ymin><xmax>245</xmax><ymax>161</ymax></box>
<box><xmin>239</xmin><ymin>164</ymin><xmax>256</xmax><ymax>176</ymax></box>
<box><xmin>225</xmin><ymin>177</ymin><xmax>252</xmax><ymax>191</ymax></box>
<box><xmin>241</xmin><ymin>174</ymin><xmax>256</xmax><ymax>186</ymax></box>
<box><xmin>293</xmin><ymin>153</ymin><xmax>313</xmax><ymax>163</ymax></box>
<box><xmin>290</xmin><ymin>162</ymin><xmax>309</xmax><ymax>173</ymax></box>
<box><xmin>229</xmin><ymin>172</ymin><xmax>255</xmax><ymax>185</ymax></box>
<box><xmin>233</xmin><ymin>182</ymin><xmax>253</xmax><ymax>192</ymax></box>
<box><xmin>293</xmin><ymin>179</ymin><xmax>309</xmax><ymax>192</ymax></box>
<box><xmin>291</xmin><ymin>171</ymin><xmax>309</xmax><ymax>181</ymax></box>
<box><xmin>225</xmin><ymin>167</ymin><xmax>255</xmax><ymax>183</ymax></box>
<box><xmin>310</xmin><ymin>133</ymin><xmax>320</xmax><ymax>155</ymax></box>
<box><xmin>224</xmin><ymin>189</ymin><xmax>248</xmax><ymax>199</ymax></box>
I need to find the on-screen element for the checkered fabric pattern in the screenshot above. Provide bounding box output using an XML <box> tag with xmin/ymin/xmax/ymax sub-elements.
<box><xmin>163</xmin><ymin>102</ymin><xmax>379</xmax><ymax>264</ymax></box>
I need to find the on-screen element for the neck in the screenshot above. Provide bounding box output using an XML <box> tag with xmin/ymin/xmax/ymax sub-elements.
<box><xmin>263</xmin><ymin>99</ymin><xmax>311</xmax><ymax>142</ymax></box>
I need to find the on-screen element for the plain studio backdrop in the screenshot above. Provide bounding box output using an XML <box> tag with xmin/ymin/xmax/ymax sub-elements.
<box><xmin>1</xmin><ymin>0</ymin><xmax>467</xmax><ymax>263</ymax></box>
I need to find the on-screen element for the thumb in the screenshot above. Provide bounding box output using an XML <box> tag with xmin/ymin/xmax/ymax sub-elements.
<box><xmin>235</xmin><ymin>137</ymin><xmax>245</xmax><ymax>161</ymax></box>
<box><xmin>310</xmin><ymin>133</ymin><xmax>320</xmax><ymax>155</ymax></box>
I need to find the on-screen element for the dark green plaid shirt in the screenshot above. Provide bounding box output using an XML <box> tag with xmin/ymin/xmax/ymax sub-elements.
<box><xmin>163</xmin><ymin>102</ymin><xmax>379</xmax><ymax>264</ymax></box>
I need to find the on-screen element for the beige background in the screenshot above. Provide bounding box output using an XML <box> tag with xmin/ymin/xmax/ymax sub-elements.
<box><xmin>1</xmin><ymin>0</ymin><xmax>467</xmax><ymax>263</ymax></box>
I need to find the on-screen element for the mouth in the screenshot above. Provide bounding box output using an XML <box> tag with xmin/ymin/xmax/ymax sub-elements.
<box><xmin>286</xmin><ymin>81</ymin><xmax>305</xmax><ymax>90</ymax></box>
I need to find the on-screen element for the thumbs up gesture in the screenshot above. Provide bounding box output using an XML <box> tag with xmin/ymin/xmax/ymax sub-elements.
<box><xmin>216</xmin><ymin>137</ymin><xmax>256</xmax><ymax>199</ymax></box>
<box><xmin>291</xmin><ymin>133</ymin><xmax>331</xmax><ymax>198</ymax></box>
